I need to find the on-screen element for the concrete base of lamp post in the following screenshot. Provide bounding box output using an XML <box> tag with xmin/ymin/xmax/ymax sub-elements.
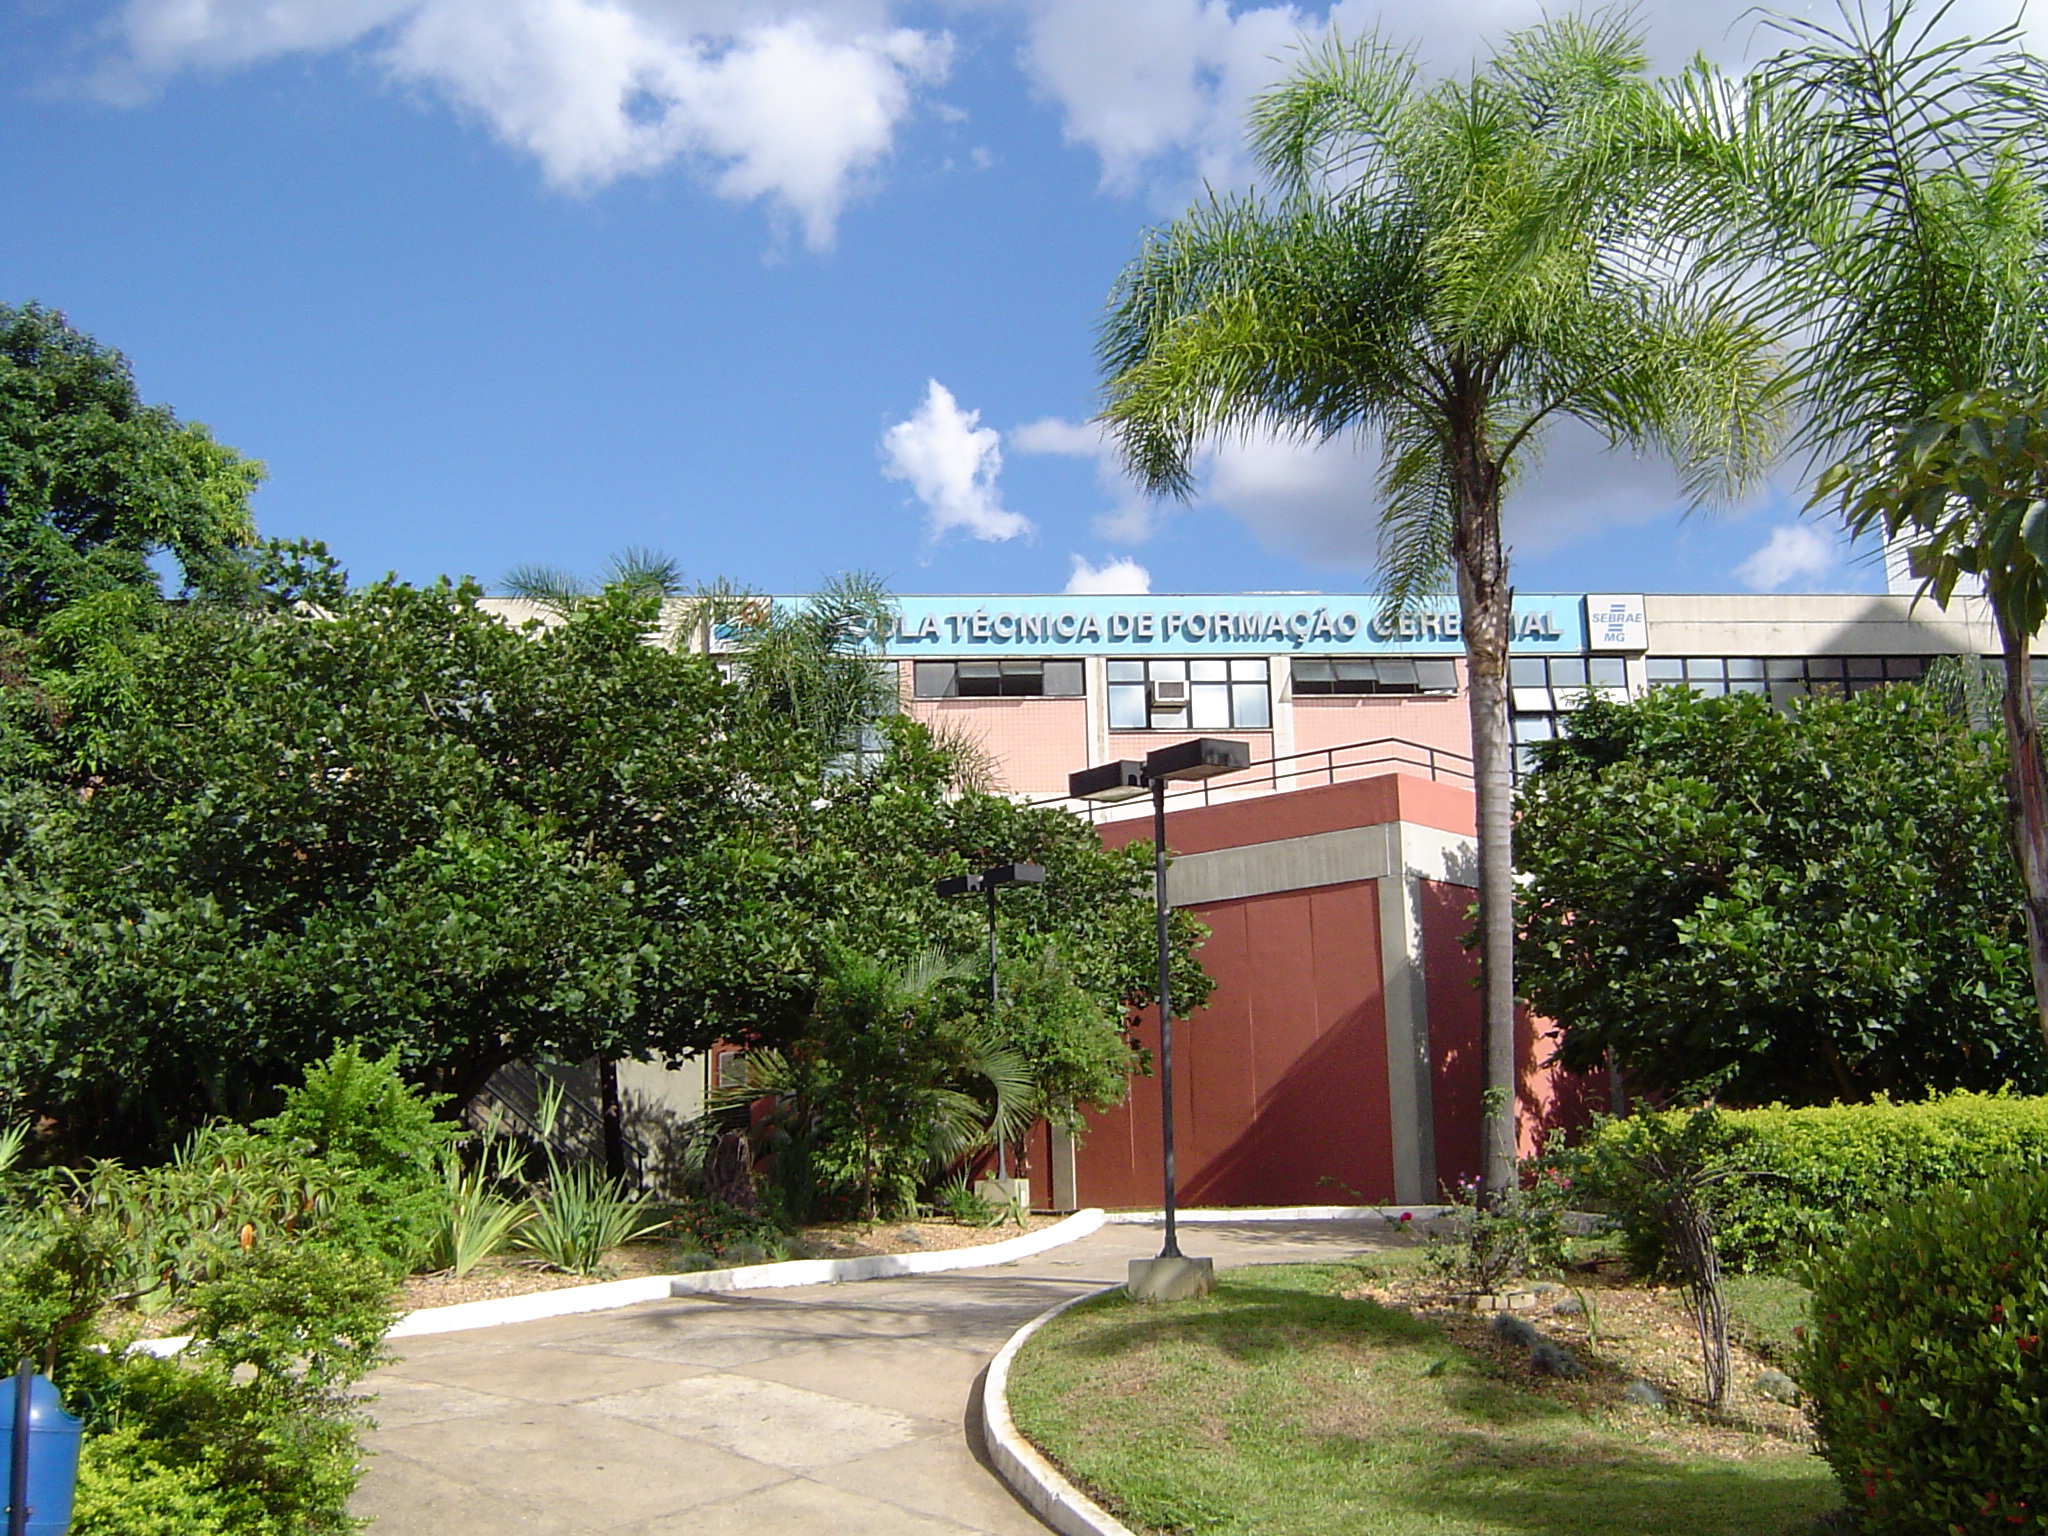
<box><xmin>975</xmin><ymin>1177</ymin><xmax>1031</xmax><ymax>1213</ymax></box>
<box><xmin>1126</xmin><ymin>1254</ymin><xmax>1214</xmax><ymax>1302</ymax></box>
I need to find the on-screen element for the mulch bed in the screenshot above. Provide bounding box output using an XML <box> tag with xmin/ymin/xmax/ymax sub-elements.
<box><xmin>1345</xmin><ymin>1261</ymin><xmax>1813</xmax><ymax>1457</ymax></box>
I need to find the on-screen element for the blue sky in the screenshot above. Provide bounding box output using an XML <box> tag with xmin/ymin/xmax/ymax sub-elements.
<box><xmin>5</xmin><ymin>0</ymin><xmax>1976</xmax><ymax>601</ymax></box>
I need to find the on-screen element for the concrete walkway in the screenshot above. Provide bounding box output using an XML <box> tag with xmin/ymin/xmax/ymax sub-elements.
<box><xmin>353</xmin><ymin>1218</ymin><xmax>1394</xmax><ymax>1536</ymax></box>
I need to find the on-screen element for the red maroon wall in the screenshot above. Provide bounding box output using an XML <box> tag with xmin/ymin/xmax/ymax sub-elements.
<box><xmin>1073</xmin><ymin>877</ymin><xmax>1396</xmax><ymax>1207</ymax></box>
<box><xmin>1422</xmin><ymin>877</ymin><xmax>1603</xmax><ymax>1193</ymax></box>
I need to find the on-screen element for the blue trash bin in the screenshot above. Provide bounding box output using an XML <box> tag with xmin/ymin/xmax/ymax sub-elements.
<box><xmin>0</xmin><ymin>1372</ymin><xmax>81</xmax><ymax>1536</ymax></box>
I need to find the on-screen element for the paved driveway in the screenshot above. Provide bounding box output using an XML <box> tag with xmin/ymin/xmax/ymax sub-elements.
<box><xmin>354</xmin><ymin>1219</ymin><xmax>1394</xmax><ymax>1536</ymax></box>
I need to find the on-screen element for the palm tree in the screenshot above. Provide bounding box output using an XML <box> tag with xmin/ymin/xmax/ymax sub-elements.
<box><xmin>1096</xmin><ymin>15</ymin><xmax>1780</xmax><ymax>1198</ymax></box>
<box><xmin>1660</xmin><ymin>0</ymin><xmax>2048</xmax><ymax>1054</ymax></box>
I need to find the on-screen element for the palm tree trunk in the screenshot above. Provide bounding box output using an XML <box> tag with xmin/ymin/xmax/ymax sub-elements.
<box><xmin>1452</xmin><ymin>450</ymin><xmax>1519</xmax><ymax>1205</ymax></box>
<box><xmin>1996</xmin><ymin>621</ymin><xmax>2048</xmax><ymax>1057</ymax></box>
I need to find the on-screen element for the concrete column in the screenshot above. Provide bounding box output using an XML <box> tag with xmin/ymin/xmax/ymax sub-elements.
<box><xmin>1375</xmin><ymin>825</ymin><xmax>1439</xmax><ymax>1206</ymax></box>
<box><xmin>1047</xmin><ymin>1124</ymin><xmax>1079</xmax><ymax>1212</ymax></box>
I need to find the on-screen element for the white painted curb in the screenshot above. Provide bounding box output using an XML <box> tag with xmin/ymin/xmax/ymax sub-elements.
<box><xmin>666</xmin><ymin>1206</ymin><xmax>1108</xmax><ymax>1296</ymax></box>
<box><xmin>1106</xmin><ymin>1204</ymin><xmax>1450</xmax><ymax>1225</ymax></box>
<box><xmin>981</xmin><ymin>1286</ymin><xmax>1136</xmax><ymax>1536</ymax></box>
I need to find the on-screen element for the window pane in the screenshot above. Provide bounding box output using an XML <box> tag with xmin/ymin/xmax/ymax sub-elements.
<box><xmin>1375</xmin><ymin>659</ymin><xmax>1419</xmax><ymax>691</ymax></box>
<box><xmin>1509</xmin><ymin>657</ymin><xmax>1549</xmax><ymax>687</ymax></box>
<box><xmin>913</xmin><ymin>662</ymin><xmax>954</xmax><ymax>698</ymax></box>
<box><xmin>1693</xmin><ymin>680</ymin><xmax>1728</xmax><ymax>697</ymax></box>
<box><xmin>1685</xmin><ymin>658</ymin><xmax>1724</xmax><ymax>679</ymax></box>
<box><xmin>1232</xmin><ymin>682</ymin><xmax>1271</xmax><ymax>728</ymax></box>
<box><xmin>1416</xmin><ymin>660</ymin><xmax>1458</xmax><ymax>693</ymax></box>
<box><xmin>1806</xmin><ymin>656</ymin><xmax>1844</xmax><ymax>678</ymax></box>
<box><xmin>1291</xmin><ymin>659</ymin><xmax>1334</xmax><ymax>687</ymax></box>
<box><xmin>1150</xmin><ymin>658</ymin><xmax>1187</xmax><ymax>681</ymax></box>
<box><xmin>1646</xmin><ymin>658</ymin><xmax>1686</xmax><ymax>682</ymax></box>
<box><xmin>957</xmin><ymin>661</ymin><xmax>1002</xmax><ymax>697</ymax></box>
<box><xmin>1511</xmin><ymin>687</ymin><xmax>1553</xmax><ymax>713</ymax></box>
<box><xmin>1769</xmin><ymin>681</ymin><xmax>1805</xmax><ymax>710</ymax></box>
<box><xmin>1190</xmin><ymin>683</ymin><xmax>1232</xmax><ymax>728</ymax></box>
<box><xmin>1512</xmin><ymin>714</ymin><xmax>1555</xmax><ymax>742</ymax></box>
<box><xmin>1107</xmin><ymin>660</ymin><xmax>1145</xmax><ymax>682</ymax></box>
<box><xmin>1728</xmin><ymin>678</ymin><xmax>1766</xmax><ymax>695</ymax></box>
<box><xmin>1108</xmin><ymin>684</ymin><xmax>1148</xmax><ymax>729</ymax></box>
<box><xmin>1725</xmin><ymin>657</ymin><xmax>1764</xmax><ymax>680</ymax></box>
<box><xmin>1190</xmin><ymin>659</ymin><xmax>1229</xmax><ymax>682</ymax></box>
<box><xmin>1848</xmin><ymin>656</ymin><xmax>1886</xmax><ymax>679</ymax></box>
<box><xmin>1549</xmin><ymin>657</ymin><xmax>1587</xmax><ymax>688</ymax></box>
<box><xmin>1587</xmin><ymin>657</ymin><xmax>1626</xmax><ymax>686</ymax></box>
<box><xmin>1766</xmin><ymin>658</ymin><xmax>1806</xmax><ymax>680</ymax></box>
<box><xmin>1886</xmin><ymin>656</ymin><xmax>1925</xmax><ymax>678</ymax></box>
<box><xmin>1231</xmin><ymin>658</ymin><xmax>1268</xmax><ymax>681</ymax></box>
<box><xmin>1042</xmin><ymin>660</ymin><xmax>1084</xmax><ymax>696</ymax></box>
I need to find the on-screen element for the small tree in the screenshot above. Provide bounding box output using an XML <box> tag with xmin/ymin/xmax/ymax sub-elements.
<box><xmin>1517</xmin><ymin>686</ymin><xmax>2043</xmax><ymax>1103</ymax></box>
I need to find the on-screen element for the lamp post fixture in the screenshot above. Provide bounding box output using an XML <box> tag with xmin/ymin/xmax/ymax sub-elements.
<box><xmin>1069</xmin><ymin>737</ymin><xmax>1249</xmax><ymax>1301</ymax></box>
<box><xmin>934</xmin><ymin>862</ymin><xmax>1046</xmax><ymax>1185</ymax></box>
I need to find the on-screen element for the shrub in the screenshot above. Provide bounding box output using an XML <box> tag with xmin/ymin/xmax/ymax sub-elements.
<box><xmin>669</xmin><ymin>1196</ymin><xmax>789</xmax><ymax>1261</ymax></box>
<box><xmin>256</xmin><ymin>1045</ymin><xmax>459</xmax><ymax>1271</ymax></box>
<box><xmin>0</xmin><ymin>1237</ymin><xmax>393</xmax><ymax>1536</ymax></box>
<box><xmin>1565</xmin><ymin>1091</ymin><xmax>2048</xmax><ymax>1273</ymax></box>
<box><xmin>1797</xmin><ymin>1166</ymin><xmax>2048</xmax><ymax>1533</ymax></box>
<box><xmin>516</xmin><ymin>1162</ymin><xmax>665</xmax><ymax>1274</ymax></box>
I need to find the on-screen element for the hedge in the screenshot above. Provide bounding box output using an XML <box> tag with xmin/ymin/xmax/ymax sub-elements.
<box><xmin>1564</xmin><ymin>1091</ymin><xmax>2048</xmax><ymax>1274</ymax></box>
<box><xmin>1797</xmin><ymin>1167</ymin><xmax>2048</xmax><ymax>1533</ymax></box>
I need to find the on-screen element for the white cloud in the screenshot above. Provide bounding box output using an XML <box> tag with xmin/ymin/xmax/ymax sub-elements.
<box><xmin>1066</xmin><ymin>554</ymin><xmax>1152</xmax><ymax>594</ymax></box>
<box><xmin>96</xmin><ymin>0</ymin><xmax>946</xmax><ymax>245</ymax></box>
<box><xmin>1009</xmin><ymin>415</ymin><xmax>1162</xmax><ymax>541</ymax></box>
<box><xmin>1019</xmin><ymin>0</ymin><xmax>1312</xmax><ymax>198</ymax></box>
<box><xmin>882</xmin><ymin>380</ymin><xmax>1033</xmax><ymax>543</ymax></box>
<box><xmin>1735</xmin><ymin>522</ymin><xmax>1841</xmax><ymax>591</ymax></box>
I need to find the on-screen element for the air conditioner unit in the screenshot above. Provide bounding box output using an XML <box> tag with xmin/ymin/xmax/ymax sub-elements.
<box><xmin>1149</xmin><ymin>679</ymin><xmax>1190</xmax><ymax>709</ymax></box>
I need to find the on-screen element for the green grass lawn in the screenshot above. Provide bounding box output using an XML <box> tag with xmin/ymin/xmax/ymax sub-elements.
<box><xmin>1008</xmin><ymin>1260</ymin><xmax>1838</xmax><ymax>1536</ymax></box>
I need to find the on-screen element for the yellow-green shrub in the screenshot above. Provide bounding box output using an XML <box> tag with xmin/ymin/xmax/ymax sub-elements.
<box><xmin>1565</xmin><ymin>1091</ymin><xmax>2048</xmax><ymax>1273</ymax></box>
<box><xmin>1797</xmin><ymin>1167</ymin><xmax>2048</xmax><ymax>1533</ymax></box>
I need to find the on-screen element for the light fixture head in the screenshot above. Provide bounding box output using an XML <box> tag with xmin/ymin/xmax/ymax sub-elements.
<box><xmin>981</xmin><ymin>862</ymin><xmax>1046</xmax><ymax>888</ymax></box>
<box><xmin>1144</xmin><ymin>737</ymin><xmax>1251</xmax><ymax>782</ymax></box>
<box><xmin>933</xmin><ymin>873</ymin><xmax>983</xmax><ymax>898</ymax></box>
<box><xmin>1067</xmin><ymin>760</ymin><xmax>1149</xmax><ymax>802</ymax></box>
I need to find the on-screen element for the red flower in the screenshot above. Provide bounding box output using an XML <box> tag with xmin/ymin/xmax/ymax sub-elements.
<box><xmin>2020</xmin><ymin>1335</ymin><xmax>2040</xmax><ymax>1352</ymax></box>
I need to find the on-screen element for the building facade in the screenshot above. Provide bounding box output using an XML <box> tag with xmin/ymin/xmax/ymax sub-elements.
<box><xmin>481</xmin><ymin>588</ymin><xmax>2011</xmax><ymax>1208</ymax></box>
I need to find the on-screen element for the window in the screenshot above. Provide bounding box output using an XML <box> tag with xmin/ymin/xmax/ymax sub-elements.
<box><xmin>1108</xmin><ymin>658</ymin><xmax>1271</xmax><ymax>730</ymax></box>
<box><xmin>1647</xmin><ymin>655</ymin><xmax>1926</xmax><ymax>706</ymax></box>
<box><xmin>1509</xmin><ymin>655</ymin><xmax>1629</xmax><ymax>775</ymax></box>
<box><xmin>1291</xmin><ymin>658</ymin><xmax>1458</xmax><ymax>696</ymax></box>
<box><xmin>1508</xmin><ymin>654</ymin><xmax>1626</xmax><ymax>713</ymax></box>
<box><xmin>913</xmin><ymin>659</ymin><xmax>1085</xmax><ymax>698</ymax></box>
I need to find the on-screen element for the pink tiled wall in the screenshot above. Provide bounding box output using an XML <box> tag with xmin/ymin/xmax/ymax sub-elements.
<box><xmin>902</xmin><ymin>696</ymin><xmax>1090</xmax><ymax>795</ymax></box>
<box><xmin>1287</xmin><ymin>663</ymin><xmax>1474</xmax><ymax>787</ymax></box>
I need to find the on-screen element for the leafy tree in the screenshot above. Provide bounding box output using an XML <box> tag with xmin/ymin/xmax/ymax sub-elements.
<box><xmin>1661</xmin><ymin>0</ymin><xmax>2048</xmax><ymax>1056</ymax></box>
<box><xmin>0</xmin><ymin>576</ymin><xmax>774</xmax><ymax>1150</ymax></box>
<box><xmin>1516</xmin><ymin>685</ymin><xmax>2043</xmax><ymax>1104</ymax></box>
<box><xmin>0</xmin><ymin>304</ymin><xmax>262</xmax><ymax>627</ymax></box>
<box><xmin>1094</xmin><ymin>16</ymin><xmax>1779</xmax><ymax>1194</ymax></box>
<box><xmin>0</xmin><ymin>564</ymin><xmax>1195</xmax><ymax>1160</ymax></box>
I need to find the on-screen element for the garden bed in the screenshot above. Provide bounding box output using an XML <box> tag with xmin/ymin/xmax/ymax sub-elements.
<box><xmin>1008</xmin><ymin>1257</ymin><xmax>1840</xmax><ymax>1536</ymax></box>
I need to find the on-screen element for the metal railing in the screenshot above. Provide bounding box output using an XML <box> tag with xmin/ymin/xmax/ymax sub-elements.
<box><xmin>1035</xmin><ymin>735</ymin><xmax>1474</xmax><ymax>820</ymax></box>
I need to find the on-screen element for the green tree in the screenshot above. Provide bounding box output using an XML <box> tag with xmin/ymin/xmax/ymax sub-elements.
<box><xmin>1516</xmin><ymin>685</ymin><xmax>2042</xmax><ymax>1104</ymax></box>
<box><xmin>1662</xmin><ymin>0</ymin><xmax>2048</xmax><ymax>1056</ymax></box>
<box><xmin>0</xmin><ymin>575</ymin><xmax>774</xmax><ymax>1150</ymax></box>
<box><xmin>0</xmin><ymin>304</ymin><xmax>262</xmax><ymax>627</ymax></box>
<box><xmin>1095</xmin><ymin>16</ymin><xmax>1779</xmax><ymax>1194</ymax></box>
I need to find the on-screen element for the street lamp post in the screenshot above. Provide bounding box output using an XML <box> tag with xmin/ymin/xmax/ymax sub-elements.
<box><xmin>934</xmin><ymin>862</ymin><xmax>1046</xmax><ymax>1185</ymax></box>
<box><xmin>1069</xmin><ymin>737</ymin><xmax>1249</xmax><ymax>1301</ymax></box>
